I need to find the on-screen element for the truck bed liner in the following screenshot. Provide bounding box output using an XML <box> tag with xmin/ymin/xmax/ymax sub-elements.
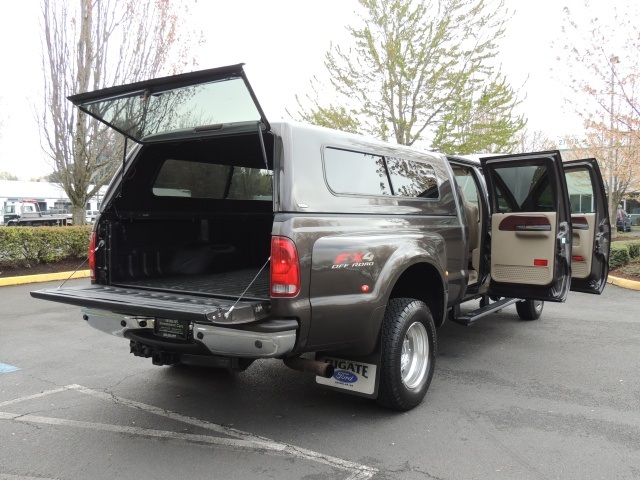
<box><xmin>114</xmin><ymin>267</ymin><xmax>270</xmax><ymax>301</ymax></box>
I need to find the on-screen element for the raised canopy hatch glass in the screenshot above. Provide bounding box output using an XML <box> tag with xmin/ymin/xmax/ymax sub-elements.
<box><xmin>68</xmin><ymin>64</ymin><xmax>269</xmax><ymax>143</ymax></box>
<box><xmin>83</xmin><ymin>79</ymin><xmax>261</xmax><ymax>141</ymax></box>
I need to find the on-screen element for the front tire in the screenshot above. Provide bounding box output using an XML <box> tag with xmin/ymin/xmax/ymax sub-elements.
<box><xmin>376</xmin><ymin>298</ymin><xmax>436</xmax><ymax>411</ymax></box>
<box><xmin>516</xmin><ymin>299</ymin><xmax>544</xmax><ymax>320</ymax></box>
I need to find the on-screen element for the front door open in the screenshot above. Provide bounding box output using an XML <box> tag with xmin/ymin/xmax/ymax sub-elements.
<box><xmin>481</xmin><ymin>151</ymin><xmax>572</xmax><ymax>302</ymax></box>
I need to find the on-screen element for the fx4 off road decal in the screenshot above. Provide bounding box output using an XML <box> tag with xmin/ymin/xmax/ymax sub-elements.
<box><xmin>332</xmin><ymin>252</ymin><xmax>374</xmax><ymax>269</ymax></box>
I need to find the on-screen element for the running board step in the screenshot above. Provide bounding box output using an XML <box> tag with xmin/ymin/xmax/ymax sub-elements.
<box><xmin>450</xmin><ymin>298</ymin><xmax>519</xmax><ymax>326</ymax></box>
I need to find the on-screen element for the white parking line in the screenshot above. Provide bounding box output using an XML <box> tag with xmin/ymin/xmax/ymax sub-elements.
<box><xmin>0</xmin><ymin>385</ymin><xmax>377</xmax><ymax>480</ymax></box>
<box><xmin>0</xmin><ymin>475</ymin><xmax>56</xmax><ymax>480</ymax></box>
<box><xmin>0</xmin><ymin>386</ymin><xmax>71</xmax><ymax>408</ymax></box>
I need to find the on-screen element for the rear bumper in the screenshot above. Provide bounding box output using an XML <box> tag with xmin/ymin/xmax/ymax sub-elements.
<box><xmin>82</xmin><ymin>309</ymin><xmax>297</xmax><ymax>358</ymax></box>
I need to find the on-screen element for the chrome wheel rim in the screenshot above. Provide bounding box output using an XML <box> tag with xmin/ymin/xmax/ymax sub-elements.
<box><xmin>400</xmin><ymin>321</ymin><xmax>429</xmax><ymax>389</ymax></box>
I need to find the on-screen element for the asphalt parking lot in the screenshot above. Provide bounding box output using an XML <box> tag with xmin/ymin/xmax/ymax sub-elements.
<box><xmin>1</xmin><ymin>279</ymin><xmax>639</xmax><ymax>479</ymax></box>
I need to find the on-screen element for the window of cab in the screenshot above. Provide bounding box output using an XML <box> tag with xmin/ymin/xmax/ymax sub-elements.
<box><xmin>152</xmin><ymin>159</ymin><xmax>272</xmax><ymax>200</ymax></box>
<box><xmin>323</xmin><ymin>147</ymin><xmax>439</xmax><ymax>199</ymax></box>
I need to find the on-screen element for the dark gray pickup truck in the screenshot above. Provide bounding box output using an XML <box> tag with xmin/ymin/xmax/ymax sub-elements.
<box><xmin>32</xmin><ymin>64</ymin><xmax>611</xmax><ymax>410</ymax></box>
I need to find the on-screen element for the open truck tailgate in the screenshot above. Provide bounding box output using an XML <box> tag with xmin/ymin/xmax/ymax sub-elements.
<box><xmin>30</xmin><ymin>285</ymin><xmax>270</xmax><ymax>325</ymax></box>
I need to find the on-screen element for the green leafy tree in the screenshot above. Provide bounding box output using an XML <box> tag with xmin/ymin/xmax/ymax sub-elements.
<box><xmin>298</xmin><ymin>103</ymin><xmax>362</xmax><ymax>135</ymax></box>
<box><xmin>0</xmin><ymin>172</ymin><xmax>19</xmax><ymax>181</ymax></box>
<box><xmin>295</xmin><ymin>0</ymin><xmax>525</xmax><ymax>152</ymax></box>
<box><xmin>432</xmin><ymin>73</ymin><xmax>526</xmax><ymax>154</ymax></box>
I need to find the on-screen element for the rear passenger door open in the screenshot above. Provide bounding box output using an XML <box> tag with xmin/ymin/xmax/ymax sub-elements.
<box><xmin>481</xmin><ymin>152</ymin><xmax>572</xmax><ymax>302</ymax></box>
<box><xmin>564</xmin><ymin>158</ymin><xmax>610</xmax><ymax>294</ymax></box>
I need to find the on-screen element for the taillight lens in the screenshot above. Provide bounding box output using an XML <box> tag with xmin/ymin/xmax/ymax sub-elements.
<box><xmin>270</xmin><ymin>236</ymin><xmax>300</xmax><ymax>297</ymax></box>
<box><xmin>89</xmin><ymin>231</ymin><xmax>96</xmax><ymax>281</ymax></box>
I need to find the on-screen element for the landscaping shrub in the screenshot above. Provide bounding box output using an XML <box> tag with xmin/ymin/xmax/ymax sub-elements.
<box><xmin>625</xmin><ymin>241</ymin><xmax>640</xmax><ymax>259</ymax></box>
<box><xmin>609</xmin><ymin>243</ymin><xmax>631</xmax><ymax>269</ymax></box>
<box><xmin>0</xmin><ymin>226</ymin><xmax>92</xmax><ymax>268</ymax></box>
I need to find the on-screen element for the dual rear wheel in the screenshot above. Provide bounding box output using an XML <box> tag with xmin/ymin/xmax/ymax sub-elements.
<box><xmin>377</xmin><ymin>298</ymin><xmax>436</xmax><ymax>411</ymax></box>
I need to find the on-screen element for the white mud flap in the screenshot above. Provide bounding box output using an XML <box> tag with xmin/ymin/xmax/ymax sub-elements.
<box><xmin>315</xmin><ymin>353</ymin><xmax>381</xmax><ymax>399</ymax></box>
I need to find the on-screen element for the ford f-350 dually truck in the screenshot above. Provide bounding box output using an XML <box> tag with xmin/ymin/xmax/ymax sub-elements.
<box><xmin>32</xmin><ymin>64</ymin><xmax>610</xmax><ymax>410</ymax></box>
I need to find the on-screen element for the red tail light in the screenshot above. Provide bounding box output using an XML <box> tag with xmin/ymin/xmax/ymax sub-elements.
<box><xmin>270</xmin><ymin>236</ymin><xmax>300</xmax><ymax>297</ymax></box>
<box><xmin>89</xmin><ymin>231</ymin><xmax>96</xmax><ymax>281</ymax></box>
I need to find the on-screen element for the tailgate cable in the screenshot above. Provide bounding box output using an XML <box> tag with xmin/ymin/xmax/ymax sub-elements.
<box><xmin>57</xmin><ymin>240</ymin><xmax>105</xmax><ymax>289</ymax></box>
<box><xmin>224</xmin><ymin>256</ymin><xmax>270</xmax><ymax>319</ymax></box>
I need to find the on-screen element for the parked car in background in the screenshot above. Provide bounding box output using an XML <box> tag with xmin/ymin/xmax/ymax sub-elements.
<box><xmin>617</xmin><ymin>209</ymin><xmax>632</xmax><ymax>232</ymax></box>
<box><xmin>49</xmin><ymin>208</ymin><xmax>74</xmax><ymax>225</ymax></box>
<box><xmin>86</xmin><ymin>210</ymin><xmax>100</xmax><ymax>224</ymax></box>
<box><xmin>3</xmin><ymin>202</ymin><xmax>70</xmax><ymax>226</ymax></box>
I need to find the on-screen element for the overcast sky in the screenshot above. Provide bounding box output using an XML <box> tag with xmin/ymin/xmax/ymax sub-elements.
<box><xmin>0</xmin><ymin>0</ymin><xmax>630</xmax><ymax>179</ymax></box>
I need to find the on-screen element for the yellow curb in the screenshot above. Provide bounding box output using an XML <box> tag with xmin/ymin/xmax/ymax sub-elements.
<box><xmin>0</xmin><ymin>270</ymin><xmax>90</xmax><ymax>287</ymax></box>
<box><xmin>607</xmin><ymin>275</ymin><xmax>640</xmax><ymax>291</ymax></box>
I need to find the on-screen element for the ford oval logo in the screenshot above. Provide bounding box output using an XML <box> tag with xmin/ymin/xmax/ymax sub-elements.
<box><xmin>333</xmin><ymin>370</ymin><xmax>357</xmax><ymax>383</ymax></box>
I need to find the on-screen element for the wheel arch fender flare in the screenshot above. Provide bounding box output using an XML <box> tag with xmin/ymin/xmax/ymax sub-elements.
<box><xmin>373</xmin><ymin>243</ymin><xmax>448</xmax><ymax>332</ymax></box>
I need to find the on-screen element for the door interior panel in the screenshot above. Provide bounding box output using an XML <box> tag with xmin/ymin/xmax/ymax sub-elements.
<box><xmin>482</xmin><ymin>152</ymin><xmax>572</xmax><ymax>301</ymax></box>
<box><xmin>571</xmin><ymin>214</ymin><xmax>595</xmax><ymax>279</ymax></box>
<box><xmin>491</xmin><ymin>212</ymin><xmax>557</xmax><ymax>286</ymax></box>
<box><xmin>564</xmin><ymin>159</ymin><xmax>610</xmax><ymax>294</ymax></box>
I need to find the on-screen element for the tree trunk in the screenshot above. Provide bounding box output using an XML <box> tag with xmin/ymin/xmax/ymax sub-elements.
<box><xmin>72</xmin><ymin>204</ymin><xmax>86</xmax><ymax>226</ymax></box>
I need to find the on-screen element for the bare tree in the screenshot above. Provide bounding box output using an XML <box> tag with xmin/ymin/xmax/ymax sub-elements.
<box><xmin>558</xmin><ymin>1</ymin><xmax>640</xmax><ymax>226</ymax></box>
<box><xmin>39</xmin><ymin>0</ymin><xmax>202</xmax><ymax>224</ymax></box>
<box><xmin>514</xmin><ymin>129</ymin><xmax>556</xmax><ymax>153</ymax></box>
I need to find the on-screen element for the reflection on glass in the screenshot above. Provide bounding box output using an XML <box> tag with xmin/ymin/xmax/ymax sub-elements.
<box><xmin>566</xmin><ymin>169</ymin><xmax>595</xmax><ymax>213</ymax></box>
<box><xmin>387</xmin><ymin>157</ymin><xmax>439</xmax><ymax>199</ymax></box>
<box><xmin>152</xmin><ymin>160</ymin><xmax>272</xmax><ymax>200</ymax></box>
<box><xmin>83</xmin><ymin>78</ymin><xmax>261</xmax><ymax>141</ymax></box>
<box><xmin>324</xmin><ymin>148</ymin><xmax>391</xmax><ymax>195</ymax></box>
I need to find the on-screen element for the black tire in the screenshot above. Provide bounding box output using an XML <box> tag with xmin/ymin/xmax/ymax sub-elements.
<box><xmin>376</xmin><ymin>298</ymin><xmax>437</xmax><ymax>411</ymax></box>
<box><xmin>516</xmin><ymin>299</ymin><xmax>544</xmax><ymax>321</ymax></box>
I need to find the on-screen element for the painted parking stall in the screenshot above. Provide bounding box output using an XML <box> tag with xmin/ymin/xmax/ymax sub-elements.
<box><xmin>0</xmin><ymin>384</ymin><xmax>377</xmax><ymax>480</ymax></box>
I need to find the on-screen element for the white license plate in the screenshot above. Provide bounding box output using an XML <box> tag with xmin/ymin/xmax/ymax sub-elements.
<box><xmin>315</xmin><ymin>356</ymin><xmax>377</xmax><ymax>395</ymax></box>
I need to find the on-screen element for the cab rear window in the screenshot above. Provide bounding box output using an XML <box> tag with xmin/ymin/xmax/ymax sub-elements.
<box><xmin>152</xmin><ymin>159</ymin><xmax>272</xmax><ymax>200</ymax></box>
